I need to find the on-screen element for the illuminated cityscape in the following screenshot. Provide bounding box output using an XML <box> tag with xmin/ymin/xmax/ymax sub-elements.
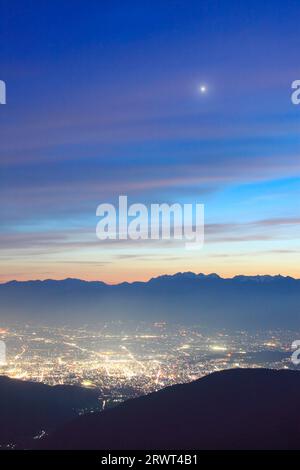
<box><xmin>0</xmin><ymin>322</ymin><xmax>297</xmax><ymax>408</ymax></box>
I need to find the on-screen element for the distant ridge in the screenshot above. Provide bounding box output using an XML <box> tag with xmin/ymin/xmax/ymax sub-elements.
<box><xmin>2</xmin><ymin>271</ymin><xmax>299</xmax><ymax>286</ymax></box>
<box><xmin>0</xmin><ymin>272</ymin><xmax>299</xmax><ymax>328</ymax></box>
<box><xmin>41</xmin><ymin>368</ymin><xmax>300</xmax><ymax>450</ymax></box>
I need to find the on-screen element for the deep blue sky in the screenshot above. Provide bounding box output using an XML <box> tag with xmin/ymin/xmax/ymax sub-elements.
<box><xmin>0</xmin><ymin>0</ymin><xmax>300</xmax><ymax>282</ymax></box>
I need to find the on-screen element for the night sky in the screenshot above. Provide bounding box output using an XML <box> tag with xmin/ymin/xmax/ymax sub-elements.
<box><xmin>0</xmin><ymin>0</ymin><xmax>299</xmax><ymax>282</ymax></box>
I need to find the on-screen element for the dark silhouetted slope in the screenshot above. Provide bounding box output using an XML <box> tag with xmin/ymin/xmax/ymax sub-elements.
<box><xmin>41</xmin><ymin>368</ymin><xmax>300</xmax><ymax>450</ymax></box>
<box><xmin>0</xmin><ymin>376</ymin><xmax>101</xmax><ymax>448</ymax></box>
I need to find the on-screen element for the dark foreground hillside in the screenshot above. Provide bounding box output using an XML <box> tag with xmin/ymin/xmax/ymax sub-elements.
<box><xmin>0</xmin><ymin>376</ymin><xmax>101</xmax><ymax>449</ymax></box>
<box><xmin>41</xmin><ymin>368</ymin><xmax>300</xmax><ymax>450</ymax></box>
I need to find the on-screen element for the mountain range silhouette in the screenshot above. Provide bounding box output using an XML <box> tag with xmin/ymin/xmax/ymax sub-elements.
<box><xmin>1</xmin><ymin>272</ymin><xmax>299</xmax><ymax>328</ymax></box>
